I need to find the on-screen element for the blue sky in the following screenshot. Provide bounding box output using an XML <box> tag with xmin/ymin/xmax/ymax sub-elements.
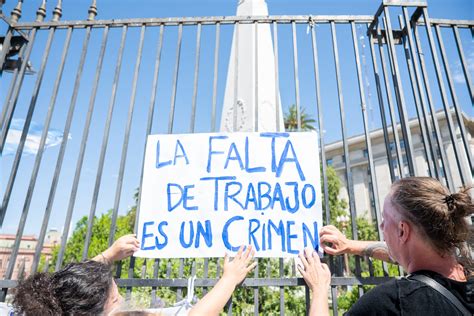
<box><xmin>1</xmin><ymin>0</ymin><xmax>472</xmax><ymax>238</ymax></box>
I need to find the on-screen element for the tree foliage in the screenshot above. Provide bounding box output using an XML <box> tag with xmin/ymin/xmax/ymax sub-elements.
<box><xmin>283</xmin><ymin>104</ymin><xmax>316</xmax><ymax>132</ymax></box>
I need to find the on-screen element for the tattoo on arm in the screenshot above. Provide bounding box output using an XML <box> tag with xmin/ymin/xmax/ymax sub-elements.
<box><xmin>362</xmin><ymin>242</ymin><xmax>397</xmax><ymax>264</ymax></box>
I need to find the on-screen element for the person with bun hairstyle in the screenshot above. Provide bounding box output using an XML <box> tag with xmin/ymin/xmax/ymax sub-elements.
<box><xmin>298</xmin><ymin>177</ymin><xmax>473</xmax><ymax>315</ymax></box>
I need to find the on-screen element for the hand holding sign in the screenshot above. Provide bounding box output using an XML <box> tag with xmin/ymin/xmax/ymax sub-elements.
<box><xmin>223</xmin><ymin>245</ymin><xmax>258</xmax><ymax>286</ymax></box>
<box><xmin>101</xmin><ymin>234</ymin><xmax>140</xmax><ymax>263</ymax></box>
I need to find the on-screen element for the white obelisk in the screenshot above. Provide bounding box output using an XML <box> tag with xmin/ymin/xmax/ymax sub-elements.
<box><xmin>220</xmin><ymin>0</ymin><xmax>284</xmax><ymax>132</ymax></box>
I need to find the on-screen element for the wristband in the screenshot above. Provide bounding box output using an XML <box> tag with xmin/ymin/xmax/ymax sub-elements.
<box><xmin>100</xmin><ymin>252</ymin><xmax>111</xmax><ymax>265</ymax></box>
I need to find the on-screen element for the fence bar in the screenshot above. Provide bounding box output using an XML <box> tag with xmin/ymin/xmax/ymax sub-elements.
<box><xmin>105</xmin><ymin>24</ymin><xmax>147</xmax><ymax>299</ymax></box>
<box><xmin>272</xmin><ymin>21</ymin><xmax>281</xmax><ymax>131</ymax></box>
<box><xmin>424</xmin><ymin>18</ymin><xmax>474</xmax><ymax>28</ymax></box>
<box><xmin>211</xmin><ymin>23</ymin><xmax>220</xmax><ymax>132</ymax></box>
<box><xmin>254</xmin><ymin>22</ymin><xmax>259</xmax><ymax>132</ymax></box>
<box><xmin>309</xmin><ymin>22</ymin><xmax>330</xmax><ymax>225</ymax></box>
<box><xmin>279</xmin><ymin>258</ymin><xmax>284</xmax><ymax>315</ymax></box>
<box><xmin>216</xmin><ymin>257</ymin><xmax>221</xmax><ymax>278</ymax></box>
<box><xmin>375</xmin><ymin>22</ymin><xmax>404</xmax><ymax>178</ymax></box>
<box><xmin>421</xmin><ymin>8</ymin><xmax>470</xmax><ymax>185</ymax></box>
<box><xmin>291</xmin><ymin>21</ymin><xmax>301</xmax><ymax>130</ymax></box>
<box><xmin>351</xmin><ymin>22</ymin><xmax>382</xmax><ymax>237</ymax></box>
<box><xmin>55</xmin><ymin>26</ymin><xmax>95</xmax><ymax>270</ymax></box>
<box><xmin>330</xmin><ymin>286</ymin><xmax>338</xmax><ymax>316</ymax></box>
<box><xmin>434</xmin><ymin>24</ymin><xmax>473</xmax><ymax>176</ymax></box>
<box><xmin>0</xmin><ymin>43</ymin><xmax>22</xmax><ymax>134</ymax></box>
<box><xmin>398</xmin><ymin>15</ymin><xmax>436</xmax><ymax>178</ymax></box>
<box><xmin>190</xmin><ymin>23</ymin><xmax>202</xmax><ymax>133</ymax></box>
<box><xmin>150</xmin><ymin>258</ymin><xmax>160</xmax><ymax>306</ymax></box>
<box><xmin>12</xmin><ymin>15</ymin><xmax>377</xmax><ymax>29</ymax></box>
<box><xmin>177</xmin><ymin>259</ymin><xmax>185</xmax><ymax>301</ymax></box>
<box><xmin>412</xmin><ymin>23</ymin><xmax>454</xmax><ymax>190</ymax></box>
<box><xmin>202</xmin><ymin>258</ymin><xmax>209</xmax><ymax>295</ymax></box>
<box><xmin>382</xmin><ymin>8</ymin><xmax>417</xmax><ymax>176</ymax></box>
<box><xmin>141</xmin><ymin>23</ymin><xmax>166</xmax><ymax>299</ymax></box>
<box><xmin>132</xmin><ymin>23</ymin><xmax>165</xmax><ymax>237</ymax></box>
<box><xmin>0</xmin><ymin>28</ymin><xmax>13</xmax><ymax>78</ymax></box>
<box><xmin>310</xmin><ymin>19</ymin><xmax>336</xmax><ymax>272</ymax></box>
<box><xmin>232</xmin><ymin>22</ymin><xmax>239</xmax><ymax>131</ymax></box>
<box><xmin>401</xmin><ymin>9</ymin><xmax>439</xmax><ymax>179</ymax></box>
<box><xmin>226</xmin><ymin>295</ymin><xmax>233</xmax><ymax>315</ymax></box>
<box><xmin>0</xmin><ymin>28</ymin><xmax>37</xmax><ymax>159</ymax></box>
<box><xmin>107</xmin><ymin>23</ymin><xmax>146</xmax><ymax>250</ymax></box>
<box><xmin>253</xmin><ymin>259</ymin><xmax>259</xmax><ymax>316</ymax></box>
<box><xmin>146</xmin><ymin>25</ymin><xmax>166</xmax><ymax>306</ymax></box>
<box><xmin>73</xmin><ymin>25</ymin><xmax>109</xmax><ymax>260</ymax></box>
<box><xmin>1</xmin><ymin>25</ymin><xmax>56</xmax><ymax>284</ymax></box>
<box><xmin>305</xmin><ymin>285</ymin><xmax>310</xmax><ymax>315</ymax></box>
<box><xmin>168</xmin><ymin>23</ymin><xmax>183</xmax><ymax>133</ymax></box>
<box><xmin>0</xmin><ymin>274</ymin><xmax>395</xmax><ymax>289</ymax></box>
<box><xmin>367</xmin><ymin>26</ymin><xmax>395</xmax><ymax>183</ymax></box>
<box><xmin>330</xmin><ymin>21</ymin><xmax>360</xmax><ymax>277</ymax></box>
<box><xmin>169</xmin><ymin>24</ymin><xmax>184</xmax><ymax>301</ymax></box>
<box><xmin>452</xmin><ymin>26</ymin><xmax>473</xmax><ymax>103</ymax></box>
<box><xmin>84</xmin><ymin>25</ymin><xmax>127</xmax><ymax>253</ymax></box>
<box><xmin>30</xmin><ymin>27</ymin><xmax>73</xmax><ymax>273</ymax></box>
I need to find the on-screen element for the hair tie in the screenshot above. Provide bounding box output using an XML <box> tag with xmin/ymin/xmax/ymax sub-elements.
<box><xmin>444</xmin><ymin>194</ymin><xmax>455</xmax><ymax>210</ymax></box>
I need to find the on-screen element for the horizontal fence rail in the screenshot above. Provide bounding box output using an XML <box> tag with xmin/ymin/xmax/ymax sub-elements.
<box><xmin>0</xmin><ymin>0</ymin><xmax>472</xmax><ymax>314</ymax></box>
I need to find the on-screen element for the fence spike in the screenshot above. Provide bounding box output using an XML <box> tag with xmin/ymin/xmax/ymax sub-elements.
<box><xmin>36</xmin><ymin>0</ymin><xmax>47</xmax><ymax>22</ymax></box>
<box><xmin>87</xmin><ymin>0</ymin><xmax>97</xmax><ymax>21</ymax></box>
<box><xmin>52</xmin><ymin>0</ymin><xmax>62</xmax><ymax>22</ymax></box>
<box><xmin>10</xmin><ymin>0</ymin><xmax>23</xmax><ymax>23</ymax></box>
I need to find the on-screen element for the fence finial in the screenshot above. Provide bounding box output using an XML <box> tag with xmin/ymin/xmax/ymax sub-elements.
<box><xmin>36</xmin><ymin>0</ymin><xmax>47</xmax><ymax>22</ymax></box>
<box><xmin>52</xmin><ymin>0</ymin><xmax>63</xmax><ymax>22</ymax></box>
<box><xmin>10</xmin><ymin>0</ymin><xmax>23</xmax><ymax>23</ymax></box>
<box><xmin>87</xmin><ymin>0</ymin><xmax>97</xmax><ymax>21</ymax></box>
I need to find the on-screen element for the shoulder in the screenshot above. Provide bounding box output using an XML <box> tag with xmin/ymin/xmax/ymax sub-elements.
<box><xmin>345</xmin><ymin>279</ymin><xmax>402</xmax><ymax>316</ymax></box>
<box><xmin>407</xmin><ymin>271</ymin><xmax>474</xmax><ymax>313</ymax></box>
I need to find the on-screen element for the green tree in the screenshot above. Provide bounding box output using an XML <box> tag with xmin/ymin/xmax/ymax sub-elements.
<box><xmin>323</xmin><ymin>166</ymin><xmax>349</xmax><ymax>226</ymax></box>
<box><xmin>284</xmin><ymin>104</ymin><xmax>316</xmax><ymax>131</ymax></box>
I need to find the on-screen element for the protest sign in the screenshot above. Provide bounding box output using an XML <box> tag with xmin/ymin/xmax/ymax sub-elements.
<box><xmin>135</xmin><ymin>132</ymin><xmax>322</xmax><ymax>258</ymax></box>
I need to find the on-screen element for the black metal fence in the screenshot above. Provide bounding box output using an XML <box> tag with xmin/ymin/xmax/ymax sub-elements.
<box><xmin>0</xmin><ymin>0</ymin><xmax>472</xmax><ymax>314</ymax></box>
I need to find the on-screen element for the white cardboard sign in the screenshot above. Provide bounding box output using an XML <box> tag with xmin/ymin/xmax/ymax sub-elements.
<box><xmin>135</xmin><ymin>132</ymin><xmax>322</xmax><ymax>258</ymax></box>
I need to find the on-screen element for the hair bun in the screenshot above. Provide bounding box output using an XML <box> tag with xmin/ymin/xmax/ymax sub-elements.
<box><xmin>449</xmin><ymin>188</ymin><xmax>474</xmax><ymax>219</ymax></box>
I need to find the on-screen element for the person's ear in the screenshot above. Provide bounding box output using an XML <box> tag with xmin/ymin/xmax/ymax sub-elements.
<box><xmin>398</xmin><ymin>221</ymin><xmax>410</xmax><ymax>243</ymax></box>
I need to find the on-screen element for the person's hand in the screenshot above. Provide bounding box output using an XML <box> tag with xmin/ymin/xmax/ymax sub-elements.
<box><xmin>102</xmin><ymin>234</ymin><xmax>140</xmax><ymax>263</ymax></box>
<box><xmin>222</xmin><ymin>245</ymin><xmax>258</xmax><ymax>286</ymax></box>
<box><xmin>297</xmin><ymin>248</ymin><xmax>331</xmax><ymax>292</ymax></box>
<box><xmin>319</xmin><ymin>225</ymin><xmax>353</xmax><ymax>255</ymax></box>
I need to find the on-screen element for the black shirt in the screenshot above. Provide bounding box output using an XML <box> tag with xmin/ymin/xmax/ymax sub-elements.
<box><xmin>346</xmin><ymin>270</ymin><xmax>474</xmax><ymax>315</ymax></box>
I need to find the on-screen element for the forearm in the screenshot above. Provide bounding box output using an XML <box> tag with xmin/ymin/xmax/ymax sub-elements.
<box><xmin>348</xmin><ymin>241</ymin><xmax>395</xmax><ymax>263</ymax></box>
<box><xmin>92</xmin><ymin>252</ymin><xmax>111</xmax><ymax>264</ymax></box>
<box><xmin>189</xmin><ymin>277</ymin><xmax>236</xmax><ymax>316</ymax></box>
<box><xmin>308</xmin><ymin>291</ymin><xmax>330</xmax><ymax>316</ymax></box>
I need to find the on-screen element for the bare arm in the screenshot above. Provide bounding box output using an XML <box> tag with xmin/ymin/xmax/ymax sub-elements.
<box><xmin>189</xmin><ymin>246</ymin><xmax>257</xmax><ymax>316</ymax></box>
<box><xmin>298</xmin><ymin>248</ymin><xmax>331</xmax><ymax>316</ymax></box>
<box><xmin>92</xmin><ymin>234</ymin><xmax>140</xmax><ymax>264</ymax></box>
<box><xmin>320</xmin><ymin>225</ymin><xmax>396</xmax><ymax>264</ymax></box>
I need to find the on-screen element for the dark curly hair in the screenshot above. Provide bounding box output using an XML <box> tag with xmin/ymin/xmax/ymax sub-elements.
<box><xmin>13</xmin><ymin>260</ymin><xmax>113</xmax><ymax>315</ymax></box>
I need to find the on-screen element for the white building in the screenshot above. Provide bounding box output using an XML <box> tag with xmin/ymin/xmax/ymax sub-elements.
<box><xmin>324</xmin><ymin>110</ymin><xmax>474</xmax><ymax>222</ymax></box>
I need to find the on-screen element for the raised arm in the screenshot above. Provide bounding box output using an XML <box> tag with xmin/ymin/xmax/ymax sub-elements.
<box><xmin>298</xmin><ymin>248</ymin><xmax>331</xmax><ymax>316</ymax></box>
<box><xmin>92</xmin><ymin>234</ymin><xmax>140</xmax><ymax>264</ymax></box>
<box><xmin>189</xmin><ymin>245</ymin><xmax>257</xmax><ymax>316</ymax></box>
<box><xmin>319</xmin><ymin>225</ymin><xmax>396</xmax><ymax>264</ymax></box>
